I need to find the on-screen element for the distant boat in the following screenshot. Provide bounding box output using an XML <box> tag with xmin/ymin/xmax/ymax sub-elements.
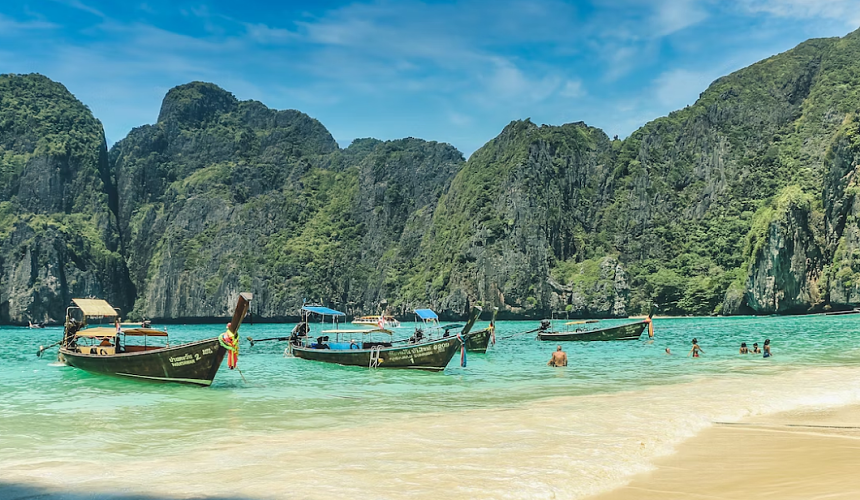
<box><xmin>411</xmin><ymin>306</ymin><xmax>493</xmax><ymax>352</ymax></box>
<box><xmin>352</xmin><ymin>315</ymin><xmax>401</xmax><ymax>328</ymax></box>
<box><xmin>28</xmin><ymin>321</ymin><xmax>46</xmax><ymax>329</ymax></box>
<box><xmin>537</xmin><ymin>310</ymin><xmax>654</xmax><ymax>342</ymax></box>
<box><xmin>824</xmin><ymin>308</ymin><xmax>860</xmax><ymax>316</ymax></box>
<box><xmin>464</xmin><ymin>307</ymin><xmax>499</xmax><ymax>353</ymax></box>
<box><xmin>56</xmin><ymin>294</ymin><xmax>251</xmax><ymax>386</ymax></box>
<box><xmin>289</xmin><ymin>305</ymin><xmax>482</xmax><ymax>371</ymax></box>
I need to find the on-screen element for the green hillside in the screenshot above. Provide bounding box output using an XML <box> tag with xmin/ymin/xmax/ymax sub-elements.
<box><xmin>2</xmin><ymin>27</ymin><xmax>860</xmax><ymax>323</ymax></box>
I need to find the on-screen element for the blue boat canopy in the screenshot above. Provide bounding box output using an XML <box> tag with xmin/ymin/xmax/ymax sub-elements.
<box><xmin>302</xmin><ymin>306</ymin><xmax>345</xmax><ymax>316</ymax></box>
<box><xmin>414</xmin><ymin>309</ymin><xmax>438</xmax><ymax>320</ymax></box>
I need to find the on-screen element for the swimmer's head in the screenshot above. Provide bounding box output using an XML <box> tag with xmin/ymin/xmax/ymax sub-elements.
<box><xmin>764</xmin><ymin>339</ymin><xmax>770</xmax><ymax>345</ymax></box>
<box><xmin>753</xmin><ymin>343</ymin><xmax>758</xmax><ymax>347</ymax></box>
<box><xmin>557</xmin><ymin>345</ymin><xmax>562</xmax><ymax>351</ymax></box>
<box><xmin>741</xmin><ymin>342</ymin><xmax>747</xmax><ymax>347</ymax></box>
<box><xmin>692</xmin><ymin>338</ymin><xmax>698</xmax><ymax>344</ymax></box>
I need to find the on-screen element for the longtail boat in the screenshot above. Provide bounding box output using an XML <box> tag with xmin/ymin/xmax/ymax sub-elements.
<box><xmin>289</xmin><ymin>305</ymin><xmax>482</xmax><ymax>371</ymax></box>
<box><xmin>465</xmin><ymin>307</ymin><xmax>499</xmax><ymax>353</ymax></box>
<box><xmin>537</xmin><ymin>310</ymin><xmax>654</xmax><ymax>342</ymax></box>
<box><xmin>56</xmin><ymin>294</ymin><xmax>251</xmax><ymax>386</ymax></box>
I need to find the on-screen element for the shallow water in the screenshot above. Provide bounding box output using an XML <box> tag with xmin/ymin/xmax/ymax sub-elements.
<box><xmin>2</xmin><ymin>316</ymin><xmax>860</xmax><ymax>499</ymax></box>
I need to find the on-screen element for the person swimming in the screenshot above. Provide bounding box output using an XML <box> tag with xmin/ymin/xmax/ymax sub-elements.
<box><xmin>763</xmin><ymin>339</ymin><xmax>772</xmax><ymax>358</ymax></box>
<box><xmin>689</xmin><ymin>338</ymin><xmax>704</xmax><ymax>358</ymax></box>
<box><xmin>739</xmin><ymin>342</ymin><xmax>749</xmax><ymax>354</ymax></box>
<box><xmin>547</xmin><ymin>345</ymin><xmax>568</xmax><ymax>367</ymax></box>
<box><xmin>665</xmin><ymin>347</ymin><xmax>672</xmax><ymax>355</ymax></box>
<box><xmin>752</xmin><ymin>342</ymin><xmax>761</xmax><ymax>354</ymax></box>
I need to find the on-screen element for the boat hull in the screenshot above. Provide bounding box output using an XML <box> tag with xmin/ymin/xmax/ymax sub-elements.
<box><xmin>291</xmin><ymin>336</ymin><xmax>463</xmax><ymax>371</ymax></box>
<box><xmin>465</xmin><ymin>327</ymin><xmax>492</xmax><ymax>352</ymax></box>
<box><xmin>537</xmin><ymin>321</ymin><xmax>647</xmax><ymax>341</ymax></box>
<box><xmin>59</xmin><ymin>338</ymin><xmax>227</xmax><ymax>386</ymax></box>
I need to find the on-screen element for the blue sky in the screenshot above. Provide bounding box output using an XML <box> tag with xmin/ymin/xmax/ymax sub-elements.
<box><xmin>1</xmin><ymin>1</ymin><xmax>858</xmax><ymax>157</ymax></box>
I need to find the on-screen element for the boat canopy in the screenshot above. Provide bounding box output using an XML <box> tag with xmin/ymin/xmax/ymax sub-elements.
<box><xmin>122</xmin><ymin>328</ymin><xmax>168</xmax><ymax>337</ymax></box>
<box><xmin>302</xmin><ymin>306</ymin><xmax>345</xmax><ymax>316</ymax></box>
<box><xmin>414</xmin><ymin>309</ymin><xmax>438</xmax><ymax>320</ymax></box>
<box><xmin>322</xmin><ymin>328</ymin><xmax>393</xmax><ymax>335</ymax></box>
<box><xmin>72</xmin><ymin>299</ymin><xmax>118</xmax><ymax>318</ymax></box>
<box><xmin>74</xmin><ymin>327</ymin><xmax>118</xmax><ymax>338</ymax></box>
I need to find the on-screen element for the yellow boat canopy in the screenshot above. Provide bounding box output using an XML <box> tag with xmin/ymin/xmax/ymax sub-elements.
<box><xmin>122</xmin><ymin>328</ymin><xmax>168</xmax><ymax>337</ymax></box>
<box><xmin>75</xmin><ymin>327</ymin><xmax>118</xmax><ymax>338</ymax></box>
<box><xmin>321</xmin><ymin>328</ymin><xmax>393</xmax><ymax>335</ymax></box>
<box><xmin>72</xmin><ymin>299</ymin><xmax>118</xmax><ymax>318</ymax></box>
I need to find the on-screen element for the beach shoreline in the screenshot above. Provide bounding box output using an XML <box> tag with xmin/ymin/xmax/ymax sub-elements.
<box><xmin>590</xmin><ymin>403</ymin><xmax>860</xmax><ymax>500</ymax></box>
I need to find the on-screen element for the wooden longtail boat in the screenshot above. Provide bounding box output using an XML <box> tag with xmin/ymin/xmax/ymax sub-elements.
<box><xmin>465</xmin><ymin>307</ymin><xmax>498</xmax><ymax>353</ymax></box>
<box><xmin>537</xmin><ymin>310</ymin><xmax>654</xmax><ymax>342</ymax></box>
<box><xmin>57</xmin><ymin>294</ymin><xmax>251</xmax><ymax>386</ymax></box>
<box><xmin>290</xmin><ymin>305</ymin><xmax>482</xmax><ymax>371</ymax></box>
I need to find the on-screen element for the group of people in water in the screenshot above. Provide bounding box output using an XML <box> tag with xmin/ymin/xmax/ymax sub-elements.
<box><xmin>549</xmin><ymin>338</ymin><xmax>774</xmax><ymax>366</ymax></box>
<box><xmin>739</xmin><ymin>339</ymin><xmax>772</xmax><ymax>357</ymax></box>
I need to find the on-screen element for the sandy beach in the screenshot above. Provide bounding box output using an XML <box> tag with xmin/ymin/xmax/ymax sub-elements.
<box><xmin>592</xmin><ymin>404</ymin><xmax>860</xmax><ymax>500</ymax></box>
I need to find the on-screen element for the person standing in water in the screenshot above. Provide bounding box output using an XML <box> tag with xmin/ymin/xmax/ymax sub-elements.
<box><xmin>739</xmin><ymin>342</ymin><xmax>749</xmax><ymax>354</ymax></box>
<box><xmin>689</xmin><ymin>338</ymin><xmax>704</xmax><ymax>358</ymax></box>
<box><xmin>763</xmin><ymin>339</ymin><xmax>772</xmax><ymax>358</ymax></box>
<box><xmin>752</xmin><ymin>343</ymin><xmax>761</xmax><ymax>354</ymax></box>
<box><xmin>548</xmin><ymin>345</ymin><xmax>568</xmax><ymax>367</ymax></box>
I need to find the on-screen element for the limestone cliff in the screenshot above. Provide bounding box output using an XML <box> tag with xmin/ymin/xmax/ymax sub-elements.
<box><xmin>0</xmin><ymin>74</ymin><xmax>132</xmax><ymax>324</ymax></box>
<box><xmin>5</xmin><ymin>27</ymin><xmax>860</xmax><ymax>322</ymax></box>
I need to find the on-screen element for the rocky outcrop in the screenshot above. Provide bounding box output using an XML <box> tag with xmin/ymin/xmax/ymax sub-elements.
<box><xmin>5</xmin><ymin>28</ymin><xmax>860</xmax><ymax>323</ymax></box>
<box><xmin>548</xmin><ymin>257</ymin><xmax>629</xmax><ymax>318</ymax></box>
<box><xmin>408</xmin><ymin>120</ymin><xmax>616</xmax><ymax>318</ymax></box>
<box><xmin>822</xmin><ymin>116</ymin><xmax>860</xmax><ymax>308</ymax></box>
<box><xmin>109</xmin><ymin>83</ymin><xmax>464</xmax><ymax>320</ymax></box>
<box><xmin>743</xmin><ymin>187</ymin><xmax>824</xmax><ymax>313</ymax></box>
<box><xmin>0</xmin><ymin>74</ymin><xmax>132</xmax><ymax>324</ymax></box>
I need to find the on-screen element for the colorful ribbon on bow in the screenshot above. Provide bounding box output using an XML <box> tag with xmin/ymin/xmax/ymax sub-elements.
<box><xmin>219</xmin><ymin>330</ymin><xmax>239</xmax><ymax>369</ymax></box>
<box><xmin>644</xmin><ymin>316</ymin><xmax>654</xmax><ymax>338</ymax></box>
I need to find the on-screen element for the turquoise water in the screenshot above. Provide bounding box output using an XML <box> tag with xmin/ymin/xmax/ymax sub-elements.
<box><xmin>3</xmin><ymin>315</ymin><xmax>860</xmax><ymax>499</ymax></box>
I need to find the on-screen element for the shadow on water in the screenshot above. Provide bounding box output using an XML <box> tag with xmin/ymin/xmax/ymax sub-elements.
<box><xmin>0</xmin><ymin>482</ymin><xmax>257</xmax><ymax>500</ymax></box>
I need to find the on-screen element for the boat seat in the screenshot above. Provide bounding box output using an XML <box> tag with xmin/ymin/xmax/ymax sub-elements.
<box><xmin>327</xmin><ymin>342</ymin><xmax>361</xmax><ymax>350</ymax></box>
<box><xmin>77</xmin><ymin>346</ymin><xmax>116</xmax><ymax>355</ymax></box>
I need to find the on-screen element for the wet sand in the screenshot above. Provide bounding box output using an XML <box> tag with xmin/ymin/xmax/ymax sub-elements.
<box><xmin>592</xmin><ymin>404</ymin><xmax>860</xmax><ymax>500</ymax></box>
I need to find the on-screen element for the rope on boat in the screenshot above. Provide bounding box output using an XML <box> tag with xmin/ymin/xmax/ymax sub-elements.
<box><xmin>495</xmin><ymin>327</ymin><xmax>542</xmax><ymax>342</ymax></box>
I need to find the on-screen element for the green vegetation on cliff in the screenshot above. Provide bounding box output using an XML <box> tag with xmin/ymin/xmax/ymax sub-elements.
<box><xmin>5</xmin><ymin>27</ymin><xmax>860</xmax><ymax>322</ymax></box>
<box><xmin>0</xmin><ymin>74</ymin><xmax>132</xmax><ymax>323</ymax></box>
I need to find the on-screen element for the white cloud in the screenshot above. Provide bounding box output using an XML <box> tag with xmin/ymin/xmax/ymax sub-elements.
<box><xmin>652</xmin><ymin>68</ymin><xmax>717</xmax><ymax>108</ymax></box>
<box><xmin>559</xmin><ymin>79</ymin><xmax>586</xmax><ymax>98</ymax></box>
<box><xmin>448</xmin><ymin>111</ymin><xmax>473</xmax><ymax>127</ymax></box>
<box><xmin>651</xmin><ymin>0</ymin><xmax>710</xmax><ymax>36</ymax></box>
<box><xmin>243</xmin><ymin>23</ymin><xmax>299</xmax><ymax>44</ymax></box>
<box><xmin>737</xmin><ymin>0</ymin><xmax>860</xmax><ymax>26</ymax></box>
<box><xmin>48</xmin><ymin>0</ymin><xmax>105</xmax><ymax>19</ymax></box>
<box><xmin>0</xmin><ymin>14</ymin><xmax>56</xmax><ymax>34</ymax></box>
